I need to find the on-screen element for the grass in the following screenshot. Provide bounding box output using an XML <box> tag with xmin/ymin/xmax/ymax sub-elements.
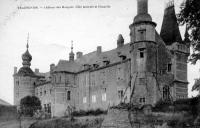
<box><xmin>0</xmin><ymin>105</ymin><xmax>17</xmax><ymax>122</ymax></box>
<box><xmin>29</xmin><ymin>116</ymin><xmax>104</xmax><ymax>128</ymax></box>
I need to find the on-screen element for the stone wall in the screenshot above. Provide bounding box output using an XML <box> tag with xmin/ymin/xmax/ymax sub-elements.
<box><xmin>77</xmin><ymin>60</ymin><xmax>131</xmax><ymax>111</ymax></box>
<box><xmin>14</xmin><ymin>76</ymin><xmax>37</xmax><ymax>106</ymax></box>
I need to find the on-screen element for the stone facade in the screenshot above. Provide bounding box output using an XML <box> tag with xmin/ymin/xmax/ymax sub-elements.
<box><xmin>13</xmin><ymin>0</ymin><xmax>190</xmax><ymax>117</ymax></box>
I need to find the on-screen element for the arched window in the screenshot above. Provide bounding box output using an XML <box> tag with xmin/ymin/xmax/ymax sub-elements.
<box><xmin>163</xmin><ymin>86</ymin><xmax>170</xmax><ymax>100</ymax></box>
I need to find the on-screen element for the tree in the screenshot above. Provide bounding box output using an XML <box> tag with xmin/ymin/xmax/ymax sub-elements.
<box><xmin>20</xmin><ymin>96</ymin><xmax>42</xmax><ymax>117</ymax></box>
<box><xmin>178</xmin><ymin>0</ymin><xmax>200</xmax><ymax>64</ymax></box>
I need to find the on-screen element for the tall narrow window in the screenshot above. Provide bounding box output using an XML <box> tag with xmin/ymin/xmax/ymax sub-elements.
<box><xmin>92</xmin><ymin>95</ymin><xmax>96</xmax><ymax>103</ymax></box>
<box><xmin>163</xmin><ymin>86</ymin><xmax>170</xmax><ymax>100</ymax></box>
<box><xmin>168</xmin><ymin>64</ymin><xmax>172</xmax><ymax>72</ymax></box>
<box><xmin>67</xmin><ymin>91</ymin><xmax>71</xmax><ymax>100</ymax></box>
<box><xmin>59</xmin><ymin>76</ymin><xmax>62</xmax><ymax>83</ymax></box>
<box><xmin>102</xmin><ymin>93</ymin><xmax>106</xmax><ymax>101</ymax></box>
<box><xmin>118</xmin><ymin>90</ymin><xmax>123</xmax><ymax>99</ymax></box>
<box><xmin>83</xmin><ymin>97</ymin><xmax>87</xmax><ymax>103</ymax></box>
<box><xmin>16</xmin><ymin>81</ymin><xmax>19</xmax><ymax>86</ymax></box>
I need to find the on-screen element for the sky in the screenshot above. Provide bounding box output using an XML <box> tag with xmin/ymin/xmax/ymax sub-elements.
<box><xmin>0</xmin><ymin>0</ymin><xmax>199</xmax><ymax>104</ymax></box>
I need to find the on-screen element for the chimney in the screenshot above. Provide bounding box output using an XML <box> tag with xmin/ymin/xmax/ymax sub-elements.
<box><xmin>14</xmin><ymin>67</ymin><xmax>17</xmax><ymax>74</ymax></box>
<box><xmin>35</xmin><ymin>68</ymin><xmax>39</xmax><ymax>74</ymax></box>
<box><xmin>117</xmin><ymin>34</ymin><xmax>124</xmax><ymax>48</ymax></box>
<box><xmin>137</xmin><ymin>0</ymin><xmax>148</xmax><ymax>15</ymax></box>
<box><xmin>97</xmin><ymin>46</ymin><xmax>102</xmax><ymax>55</ymax></box>
<box><xmin>50</xmin><ymin>63</ymin><xmax>55</xmax><ymax>72</ymax></box>
<box><xmin>76</xmin><ymin>52</ymin><xmax>83</xmax><ymax>59</ymax></box>
<box><xmin>134</xmin><ymin>0</ymin><xmax>152</xmax><ymax>23</ymax></box>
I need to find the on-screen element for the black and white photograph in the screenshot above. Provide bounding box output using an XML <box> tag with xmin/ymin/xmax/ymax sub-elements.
<box><xmin>0</xmin><ymin>0</ymin><xmax>200</xmax><ymax>127</ymax></box>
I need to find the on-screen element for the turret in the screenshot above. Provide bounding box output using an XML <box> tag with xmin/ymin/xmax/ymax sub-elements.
<box><xmin>130</xmin><ymin>0</ymin><xmax>156</xmax><ymax>44</ymax></box>
<box><xmin>129</xmin><ymin>0</ymin><xmax>160</xmax><ymax>106</ymax></box>
<box><xmin>160</xmin><ymin>0</ymin><xmax>182</xmax><ymax>45</ymax></box>
<box><xmin>13</xmin><ymin>34</ymin><xmax>36</xmax><ymax>106</ymax></box>
<box><xmin>69</xmin><ymin>41</ymin><xmax>74</xmax><ymax>61</ymax></box>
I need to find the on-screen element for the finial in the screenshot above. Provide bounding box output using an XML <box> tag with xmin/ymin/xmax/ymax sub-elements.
<box><xmin>165</xmin><ymin>0</ymin><xmax>174</xmax><ymax>9</ymax></box>
<box><xmin>26</xmin><ymin>33</ymin><xmax>29</xmax><ymax>49</ymax></box>
<box><xmin>71</xmin><ymin>40</ymin><xmax>73</xmax><ymax>52</ymax></box>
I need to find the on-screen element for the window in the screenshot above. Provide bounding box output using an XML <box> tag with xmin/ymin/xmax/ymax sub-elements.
<box><xmin>40</xmin><ymin>88</ymin><xmax>42</xmax><ymax>96</ymax></box>
<box><xmin>139</xmin><ymin>97</ymin><xmax>145</xmax><ymax>103</ymax></box>
<box><xmin>50</xmin><ymin>89</ymin><xmax>52</xmax><ymax>94</ymax></box>
<box><xmin>118</xmin><ymin>90</ymin><xmax>123</xmax><ymax>99</ymax></box>
<box><xmin>59</xmin><ymin>76</ymin><xmax>61</xmax><ymax>82</ymax></box>
<box><xmin>138</xmin><ymin>48</ymin><xmax>145</xmax><ymax>58</ymax></box>
<box><xmin>140</xmin><ymin>50</ymin><xmax>144</xmax><ymax>58</ymax></box>
<box><xmin>47</xmin><ymin>103</ymin><xmax>51</xmax><ymax>113</ymax></box>
<box><xmin>44</xmin><ymin>104</ymin><xmax>47</xmax><ymax>112</ymax></box>
<box><xmin>138</xmin><ymin>29</ymin><xmax>146</xmax><ymax>41</ymax></box>
<box><xmin>168</xmin><ymin>64</ymin><xmax>172</xmax><ymax>72</ymax></box>
<box><xmin>139</xmin><ymin>78</ymin><xmax>145</xmax><ymax>85</ymax></box>
<box><xmin>102</xmin><ymin>93</ymin><xmax>106</xmax><ymax>101</ymax></box>
<box><xmin>44</xmin><ymin>90</ymin><xmax>46</xmax><ymax>95</ymax></box>
<box><xmin>83</xmin><ymin>97</ymin><xmax>87</xmax><ymax>103</ymax></box>
<box><xmin>16</xmin><ymin>81</ymin><xmax>19</xmax><ymax>86</ymax></box>
<box><xmin>67</xmin><ymin>91</ymin><xmax>71</xmax><ymax>100</ymax></box>
<box><xmin>92</xmin><ymin>95</ymin><xmax>96</xmax><ymax>103</ymax></box>
<box><xmin>163</xmin><ymin>86</ymin><xmax>170</xmax><ymax>100</ymax></box>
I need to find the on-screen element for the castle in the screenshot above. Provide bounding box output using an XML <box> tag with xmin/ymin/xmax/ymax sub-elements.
<box><xmin>13</xmin><ymin>0</ymin><xmax>190</xmax><ymax>117</ymax></box>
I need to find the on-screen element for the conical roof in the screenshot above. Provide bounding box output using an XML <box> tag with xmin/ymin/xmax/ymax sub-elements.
<box><xmin>160</xmin><ymin>3</ymin><xmax>182</xmax><ymax>45</ymax></box>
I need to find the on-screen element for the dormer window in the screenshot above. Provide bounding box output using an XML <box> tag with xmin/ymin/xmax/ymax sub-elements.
<box><xmin>103</xmin><ymin>60</ymin><xmax>110</xmax><ymax>66</ymax></box>
<box><xmin>119</xmin><ymin>55</ymin><xmax>127</xmax><ymax>61</ymax></box>
<box><xmin>83</xmin><ymin>64</ymin><xmax>91</xmax><ymax>70</ymax></box>
<box><xmin>93</xmin><ymin>64</ymin><xmax>99</xmax><ymax>69</ymax></box>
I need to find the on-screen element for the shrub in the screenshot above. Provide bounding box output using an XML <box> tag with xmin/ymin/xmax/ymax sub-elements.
<box><xmin>20</xmin><ymin>96</ymin><xmax>42</xmax><ymax>117</ymax></box>
<box><xmin>153</xmin><ymin>96</ymin><xmax>200</xmax><ymax>116</ymax></box>
<box><xmin>71</xmin><ymin>109</ymin><xmax>107</xmax><ymax>117</ymax></box>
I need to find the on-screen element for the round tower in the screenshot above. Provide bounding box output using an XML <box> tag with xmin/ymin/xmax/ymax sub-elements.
<box><xmin>13</xmin><ymin>35</ymin><xmax>37</xmax><ymax>106</ymax></box>
<box><xmin>129</xmin><ymin>0</ymin><xmax>159</xmax><ymax>106</ymax></box>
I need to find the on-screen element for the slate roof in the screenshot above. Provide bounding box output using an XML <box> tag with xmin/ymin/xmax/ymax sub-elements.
<box><xmin>160</xmin><ymin>5</ymin><xmax>182</xmax><ymax>45</ymax></box>
<box><xmin>15</xmin><ymin>67</ymin><xmax>36</xmax><ymax>77</ymax></box>
<box><xmin>53</xmin><ymin>60</ymin><xmax>82</xmax><ymax>73</ymax></box>
<box><xmin>53</xmin><ymin>42</ymin><xmax>132</xmax><ymax>73</ymax></box>
<box><xmin>53</xmin><ymin>29</ymin><xmax>172</xmax><ymax>74</ymax></box>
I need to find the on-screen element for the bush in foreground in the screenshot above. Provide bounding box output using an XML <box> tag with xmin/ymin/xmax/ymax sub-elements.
<box><xmin>20</xmin><ymin>96</ymin><xmax>42</xmax><ymax>117</ymax></box>
<box><xmin>71</xmin><ymin>109</ymin><xmax>107</xmax><ymax>117</ymax></box>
